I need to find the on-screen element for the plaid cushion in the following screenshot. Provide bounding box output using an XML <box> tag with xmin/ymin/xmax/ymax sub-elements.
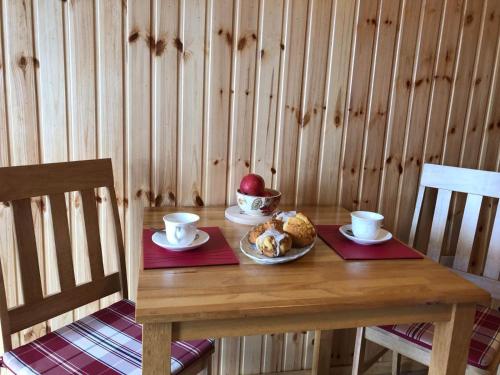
<box><xmin>1</xmin><ymin>299</ymin><xmax>213</xmax><ymax>374</ymax></box>
<box><xmin>380</xmin><ymin>305</ymin><xmax>499</xmax><ymax>369</ymax></box>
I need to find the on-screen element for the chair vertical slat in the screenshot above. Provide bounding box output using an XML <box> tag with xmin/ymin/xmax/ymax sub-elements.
<box><xmin>49</xmin><ymin>193</ymin><xmax>76</xmax><ymax>290</ymax></box>
<box><xmin>483</xmin><ymin>204</ymin><xmax>500</xmax><ymax>280</ymax></box>
<box><xmin>108</xmin><ymin>187</ymin><xmax>128</xmax><ymax>299</ymax></box>
<box><xmin>453</xmin><ymin>194</ymin><xmax>483</xmax><ymax>272</ymax></box>
<box><xmin>80</xmin><ymin>189</ymin><xmax>105</xmax><ymax>281</ymax></box>
<box><xmin>408</xmin><ymin>185</ymin><xmax>425</xmax><ymax>247</ymax></box>
<box><xmin>0</xmin><ymin>261</ymin><xmax>12</xmax><ymax>351</ymax></box>
<box><xmin>427</xmin><ymin>189</ymin><xmax>452</xmax><ymax>262</ymax></box>
<box><xmin>11</xmin><ymin>199</ymin><xmax>44</xmax><ymax>304</ymax></box>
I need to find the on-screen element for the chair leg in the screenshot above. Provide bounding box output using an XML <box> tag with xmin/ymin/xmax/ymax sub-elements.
<box><xmin>352</xmin><ymin>327</ymin><xmax>367</xmax><ymax>375</ymax></box>
<box><xmin>205</xmin><ymin>352</ymin><xmax>213</xmax><ymax>375</ymax></box>
<box><xmin>391</xmin><ymin>351</ymin><xmax>401</xmax><ymax>375</ymax></box>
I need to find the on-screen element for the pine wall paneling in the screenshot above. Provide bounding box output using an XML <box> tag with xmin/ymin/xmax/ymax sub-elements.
<box><xmin>0</xmin><ymin>0</ymin><xmax>499</xmax><ymax>373</ymax></box>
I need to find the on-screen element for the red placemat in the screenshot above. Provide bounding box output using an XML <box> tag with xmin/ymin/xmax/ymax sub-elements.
<box><xmin>316</xmin><ymin>225</ymin><xmax>423</xmax><ymax>260</ymax></box>
<box><xmin>143</xmin><ymin>227</ymin><xmax>240</xmax><ymax>269</ymax></box>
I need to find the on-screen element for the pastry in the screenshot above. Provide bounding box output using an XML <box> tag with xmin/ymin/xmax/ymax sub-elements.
<box><xmin>283</xmin><ymin>212</ymin><xmax>316</xmax><ymax>247</ymax></box>
<box><xmin>255</xmin><ymin>229</ymin><xmax>292</xmax><ymax>258</ymax></box>
<box><xmin>248</xmin><ymin>218</ymin><xmax>284</xmax><ymax>244</ymax></box>
<box><xmin>273</xmin><ymin>210</ymin><xmax>297</xmax><ymax>223</ymax></box>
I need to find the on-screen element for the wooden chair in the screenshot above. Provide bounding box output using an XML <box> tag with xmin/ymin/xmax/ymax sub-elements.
<box><xmin>352</xmin><ymin>163</ymin><xmax>500</xmax><ymax>375</ymax></box>
<box><xmin>0</xmin><ymin>159</ymin><xmax>213</xmax><ymax>375</ymax></box>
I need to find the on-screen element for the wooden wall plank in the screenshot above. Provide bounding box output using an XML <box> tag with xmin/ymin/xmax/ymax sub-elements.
<box><xmin>317</xmin><ymin>0</ymin><xmax>356</xmax><ymax>205</ymax></box>
<box><xmin>295</xmin><ymin>0</ymin><xmax>334</xmax><ymax>205</ymax></box>
<box><xmin>441</xmin><ymin>0</ymin><xmax>485</xmax><ymax>257</ymax></box>
<box><xmin>178</xmin><ymin>0</ymin><xmax>206</xmax><ymax>207</ymax></box>
<box><xmin>96</xmin><ymin>0</ymin><xmax>125</xmax><ymax>308</ymax></box>
<box><xmin>456</xmin><ymin>0</ymin><xmax>500</xmax><ymax>272</ymax></box>
<box><xmin>358</xmin><ymin>0</ymin><xmax>400</xmax><ymax>211</ymax></box>
<box><xmin>472</xmin><ymin>4</ymin><xmax>500</xmax><ymax>274</ymax></box>
<box><xmin>125</xmin><ymin>0</ymin><xmax>151</xmax><ymax>300</ymax></box>
<box><xmin>422</xmin><ymin>0</ymin><xmax>463</xmax><ymax>166</ymax></box>
<box><xmin>396</xmin><ymin>0</ymin><xmax>444</xmax><ymax>242</ymax></box>
<box><xmin>378</xmin><ymin>0</ymin><xmax>423</xmax><ymax>231</ymax></box>
<box><xmin>273</xmin><ymin>0</ymin><xmax>308</xmax><ymax>205</ymax></box>
<box><xmin>152</xmin><ymin>0</ymin><xmax>178</xmax><ymax>208</ymax></box>
<box><xmin>203</xmin><ymin>0</ymin><xmax>233</xmax><ymax>205</ymax></box>
<box><xmin>226</xmin><ymin>0</ymin><xmax>259</xmax><ymax>205</ymax></box>
<box><xmin>294</xmin><ymin>0</ymin><xmax>334</xmax><ymax>206</ymax></box>
<box><xmin>2</xmin><ymin>0</ymin><xmax>47</xmax><ymax>344</ymax></box>
<box><xmin>65</xmin><ymin>0</ymin><xmax>99</xmax><ymax>318</ymax></box>
<box><xmin>33</xmin><ymin>0</ymin><xmax>72</xmax><ymax>331</ymax></box>
<box><xmin>340</xmin><ymin>0</ymin><xmax>379</xmax><ymax>211</ymax></box>
<box><xmin>251</xmin><ymin>0</ymin><xmax>284</xmax><ymax>186</ymax></box>
<box><xmin>0</xmin><ymin>6</ymin><xmax>20</xmax><ymax>349</ymax></box>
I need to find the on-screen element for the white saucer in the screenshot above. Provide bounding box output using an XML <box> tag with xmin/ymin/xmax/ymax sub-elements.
<box><xmin>339</xmin><ymin>224</ymin><xmax>392</xmax><ymax>245</ymax></box>
<box><xmin>224</xmin><ymin>205</ymin><xmax>274</xmax><ymax>225</ymax></box>
<box><xmin>152</xmin><ymin>229</ymin><xmax>210</xmax><ymax>251</ymax></box>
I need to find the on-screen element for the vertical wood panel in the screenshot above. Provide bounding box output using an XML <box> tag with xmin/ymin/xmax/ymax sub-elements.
<box><xmin>96</xmin><ymin>0</ymin><xmax>125</xmax><ymax>304</ymax></box>
<box><xmin>125</xmin><ymin>0</ymin><xmax>151</xmax><ymax>300</ymax></box>
<box><xmin>317</xmin><ymin>0</ymin><xmax>356</xmax><ymax>205</ymax></box>
<box><xmin>251</xmin><ymin>0</ymin><xmax>284</xmax><ymax>186</ymax></box>
<box><xmin>295</xmin><ymin>0</ymin><xmax>334</xmax><ymax>205</ymax></box>
<box><xmin>396</xmin><ymin>0</ymin><xmax>444</xmax><ymax>242</ymax></box>
<box><xmin>0</xmin><ymin>4</ymin><xmax>20</xmax><ymax>348</ymax></box>
<box><xmin>66</xmin><ymin>0</ymin><xmax>99</xmax><ymax>318</ymax></box>
<box><xmin>203</xmin><ymin>0</ymin><xmax>233</xmax><ymax>205</ymax></box>
<box><xmin>178</xmin><ymin>0</ymin><xmax>206</xmax><ymax>207</ymax></box>
<box><xmin>2</xmin><ymin>0</ymin><xmax>47</xmax><ymax>344</ymax></box>
<box><xmin>226</xmin><ymin>0</ymin><xmax>259</xmax><ymax>205</ymax></box>
<box><xmin>358</xmin><ymin>0</ymin><xmax>400</xmax><ymax>212</ymax></box>
<box><xmin>379</xmin><ymin>0</ymin><xmax>423</xmax><ymax>231</ymax></box>
<box><xmin>152</xmin><ymin>0</ymin><xmax>178</xmax><ymax>208</ymax></box>
<box><xmin>273</xmin><ymin>0</ymin><xmax>308</xmax><ymax>204</ymax></box>
<box><xmin>340</xmin><ymin>0</ymin><xmax>379</xmax><ymax>211</ymax></box>
<box><xmin>0</xmin><ymin>0</ymin><xmax>499</xmax><ymax>373</ymax></box>
<box><xmin>33</xmin><ymin>0</ymin><xmax>72</xmax><ymax>331</ymax></box>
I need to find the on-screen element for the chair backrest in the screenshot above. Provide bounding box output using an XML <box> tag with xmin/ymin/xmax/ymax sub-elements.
<box><xmin>0</xmin><ymin>159</ymin><xmax>127</xmax><ymax>351</ymax></box>
<box><xmin>409</xmin><ymin>163</ymin><xmax>500</xmax><ymax>303</ymax></box>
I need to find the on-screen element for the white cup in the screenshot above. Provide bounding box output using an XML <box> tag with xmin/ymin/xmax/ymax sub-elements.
<box><xmin>163</xmin><ymin>212</ymin><xmax>200</xmax><ymax>246</ymax></box>
<box><xmin>351</xmin><ymin>211</ymin><xmax>384</xmax><ymax>240</ymax></box>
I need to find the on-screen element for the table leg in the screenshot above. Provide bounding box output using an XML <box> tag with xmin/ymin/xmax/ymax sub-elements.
<box><xmin>428</xmin><ymin>303</ymin><xmax>475</xmax><ymax>375</ymax></box>
<box><xmin>142</xmin><ymin>322</ymin><xmax>172</xmax><ymax>375</ymax></box>
<box><xmin>312</xmin><ymin>330</ymin><xmax>334</xmax><ymax>375</ymax></box>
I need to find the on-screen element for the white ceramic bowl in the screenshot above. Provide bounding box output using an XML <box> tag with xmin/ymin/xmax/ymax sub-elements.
<box><xmin>236</xmin><ymin>188</ymin><xmax>281</xmax><ymax>216</ymax></box>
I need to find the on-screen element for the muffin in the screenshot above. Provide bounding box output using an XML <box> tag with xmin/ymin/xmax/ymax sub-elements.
<box><xmin>255</xmin><ymin>229</ymin><xmax>292</xmax><ymax>258</ymax></box>
<box><xmin>283</xmin><ymin>212</ymin><xmax>316</xmax><ymax>247</ymax></box>
<box><xmin>248</xmin><ymin>218</ymin><xmax>284</xmax><ymax>244</ymax></box>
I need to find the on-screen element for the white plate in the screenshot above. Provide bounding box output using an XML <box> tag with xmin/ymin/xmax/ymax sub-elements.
<box><xmin>339</xmin><ymin>224</ymin><xmax>392</xmax><ymax>245</ymax></box>
<box><xmin>240</xmin><ymin>231</ymin><xmax>315</xmax><ymax>265</ymax></box>
<box><xmin>152</xmin><ymin>229</ymin><xmax>210</xmax><ymax>251</ymax></box>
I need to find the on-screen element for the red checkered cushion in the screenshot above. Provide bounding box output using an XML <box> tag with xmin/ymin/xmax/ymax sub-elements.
<box><xmin>380</xmin><ymin>305</ymin><xmax>499</xmax><ymax>369</ymax></box>
<box><xmin>1</xmin><ymin>299</ymin><xmax>213</xmax><ymax>374</ymax></box>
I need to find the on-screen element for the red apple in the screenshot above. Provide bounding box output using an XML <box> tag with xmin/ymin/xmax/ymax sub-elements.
<box><xmin>240</xmin><ymin>174</ymin><xmax>265</xmax><ymax>196</ymax></box>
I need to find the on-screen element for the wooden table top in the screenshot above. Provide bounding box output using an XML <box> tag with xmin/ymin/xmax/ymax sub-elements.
<box><xmin>136</xmin><ymin>206</ymin><xmax>490</xmax><ymax>323</ymax></box>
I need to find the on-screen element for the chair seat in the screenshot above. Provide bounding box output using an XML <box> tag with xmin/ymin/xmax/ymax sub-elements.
<box><xmin>1</xmin><ymin>299</ymin><xmax>214</xmax><ymax>374</ymax></box>
<box><xmin>379</xmin><ymin>305</ymin><xmax>499</xmax><ymax>370</ymax></box>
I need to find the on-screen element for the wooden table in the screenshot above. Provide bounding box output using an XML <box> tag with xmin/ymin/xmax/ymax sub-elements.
<box><xmin>137</xmin><ymin>206</ymin><xmax>490</xmax><ymax>375</ymax></box>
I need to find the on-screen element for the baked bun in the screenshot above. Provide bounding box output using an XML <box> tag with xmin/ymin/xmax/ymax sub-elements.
<box><xmin>255</xmin><ymin>229</ymin><xmax>292</xmax><ymax>258</ymax></box>
<box><xmin>248</xmin><ymin>219</ymin><xmax>284</xmax><ymax>244</ymax></box>
<box><xmin>273</xmin><ymin>210</ymin><xmax>297</xmax><ymax>223</ymax></box>
<box><xmin>283</xmin><ymin>212</ymin><xmax>316</xmax><ymax>247</ymax></box>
